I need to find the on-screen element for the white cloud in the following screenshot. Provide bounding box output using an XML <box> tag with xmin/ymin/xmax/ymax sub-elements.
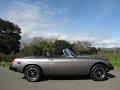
<box><xmin>93</xmin><ymin>39</ymin><xmax>120</xmax><ymax>48</ymax></box>
<box><xmin>5</xmin><ymin>1</ymin><xmax>70</xmax><ymax>41</ymax></box>
<box><xmin>4</xmin><ymin>0</ymin><xmax>120</xmax><ymax>48</ymax></box>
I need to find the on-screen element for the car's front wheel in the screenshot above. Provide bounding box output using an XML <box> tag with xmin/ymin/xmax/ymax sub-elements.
<box><xmin>90</xmin><ymin>64</ymin><xmax>107</xmax><ymax>81</ymax></box>
<box><xmin>24</xmin><ymin>65</ymin><xmax>42</xmax><ymax>82</ymax></box>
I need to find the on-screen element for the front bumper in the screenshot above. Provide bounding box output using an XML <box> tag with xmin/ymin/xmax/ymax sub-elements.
<box><xmin>106</xmin><ymin>64</ymin><xmax>114</xmax><ymax>71</ymax></box>
<box><xmin>9</xmin><ymin>65</ymin><xmax>17</xmax><ymax>72</ymax></box>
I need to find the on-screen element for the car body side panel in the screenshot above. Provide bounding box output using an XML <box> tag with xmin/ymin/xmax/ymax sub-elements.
<box><xmin>48</xmin><ymin>58</ymin><xmax>76</xmax><ymax>75</ymax></box>
<box><xmin>75</xmin><ymin>58</ymin><xmax>97</xmax><ymax>75</ymax></box>
<box><xmin>14</xmin><ymin>57</ymin><xmax>109</xmax><ymax>76</ymax></box>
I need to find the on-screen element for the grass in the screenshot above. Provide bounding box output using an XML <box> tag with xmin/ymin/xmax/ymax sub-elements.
<box><xmin>0</xmin><ymin>61</ymin><xmax>11</xmax><ymax>67</ymax></box>
<box><xmin>109</xmin><ymin>56</ymin><xmax>120</xmax><ymax>69</ymax></box>
<box><xmin>95</xmin><ymin>54</ymin><xmax>120</xmax><ymax>69</ymax></box>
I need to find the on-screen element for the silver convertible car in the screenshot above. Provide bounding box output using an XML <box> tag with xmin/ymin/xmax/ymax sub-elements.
<box><xmin>9</xmin><ymin>48</ymin><xmax>114</xmax><ymax>82</ymax></box>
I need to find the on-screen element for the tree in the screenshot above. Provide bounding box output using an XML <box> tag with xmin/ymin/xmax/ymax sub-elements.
<box><xmin>73</xmin><ymin>41</ymin><xmax>92</xmax><ymax>55</ymax></box>
<box><xmin>54</xmin><ymin>40</ymin><xmax>72</xmax><ymax>55</ymax></box>
<box><xmin>0</xmin><ymin>18</ymin><xmax>21</xmax><ymax>54</ymax></box>
<box><xmin>20</xmin><ymin>38</ymin><xmax>55</xmax><ymax>56</ymax></box>
<box><xmin>89</xmin><ymin>47</ymin><xmax>98</xmax><ymax>54</ymax></box>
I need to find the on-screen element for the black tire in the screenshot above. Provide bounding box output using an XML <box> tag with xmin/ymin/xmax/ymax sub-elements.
<box><xmin>24</xmin><ymin>65</ymin><xmax>42</xmax><ymax>82</ymax></box>
<box><xmin>90</xmin><ymin>64</ymin><xmax>107</xmax><ymax>81</ymax></box>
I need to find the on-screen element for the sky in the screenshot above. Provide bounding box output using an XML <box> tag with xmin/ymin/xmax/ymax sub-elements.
<box><xmin>0</xmin><ymin>0</ymin><xmax>120</xmax><ymax>48</ymax></box>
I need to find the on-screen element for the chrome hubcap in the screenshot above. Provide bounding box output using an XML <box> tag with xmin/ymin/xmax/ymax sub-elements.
<box><xmin>27</xmin><ymin>68</ymin><xmax>38</xmax><ymax>80</ymax></box>
<box><xmin>94</xmin><ymin>67</ymin><xmax>105</xmax><ymax>78</ymax></box>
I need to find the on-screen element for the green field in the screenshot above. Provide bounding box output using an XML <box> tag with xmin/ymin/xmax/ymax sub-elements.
<box><xmin>0</xmin><ymin>62</ymin><xmax>11</xmax><ymax>67</ymax></box>
<box><xmin>109</xmin><ymin>56</ymin><xmax>120</xmax><ymax>69</ymax></box>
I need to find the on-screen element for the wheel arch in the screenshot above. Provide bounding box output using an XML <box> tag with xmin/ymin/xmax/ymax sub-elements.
<box><xmin>89</xmin><ymin>62</ymin><xmax>107</xmax><ymax>74</ymax></box>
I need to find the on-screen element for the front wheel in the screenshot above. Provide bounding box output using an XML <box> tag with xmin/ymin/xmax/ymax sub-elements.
<box><xmin>24</xmin><ymin>65</ymin><xmax>42</xmax><ymax>82</ymax></box>
<box><xmin>90</xmin><ymin>64</ymin><xmax>107</xmax><ymax>81</ymax></box>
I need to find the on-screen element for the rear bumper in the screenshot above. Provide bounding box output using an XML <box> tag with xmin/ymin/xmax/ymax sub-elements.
<box><xmin>9</xmin><ymin>65</ymin><xmax>17</xmax><ymax>72</ymax></box>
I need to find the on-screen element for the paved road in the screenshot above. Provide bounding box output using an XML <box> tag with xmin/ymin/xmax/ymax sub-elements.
<box><xmin>0</xmin><ymin>67</ymin><xmax>120</xmax><ymax>90</ymax></box>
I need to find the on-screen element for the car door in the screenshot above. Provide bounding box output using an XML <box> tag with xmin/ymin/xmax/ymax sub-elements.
<box><xmin>49</xmin><ymin>57</ymin><xmax>76</xmax><ymax>75</ymax></box>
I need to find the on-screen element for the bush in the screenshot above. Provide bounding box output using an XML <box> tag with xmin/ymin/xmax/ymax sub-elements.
<box><xmin>0</xmin><ymin>61</ymin><xmax>11</xmax><ymax>67</ymax></box>
<box><xmin>19</xmin><ymin>38</ymin><xmax>73</xmax><ymax>57</ymax></box>
<box><xmin>0</xmin><ymin>53</ymin><xmax>7</xmax><ymax>62</ymax></box>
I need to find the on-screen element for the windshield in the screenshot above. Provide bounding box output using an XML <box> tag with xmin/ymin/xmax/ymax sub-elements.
<box><xmin>67</xmin><ymin>49</ymin><xmax>76</xmax><ymax>57</ymax></box>
<box><xmin>63</xmin><ymin>48</ymin><xmax>76</xmax><ymax>57</ymax></box>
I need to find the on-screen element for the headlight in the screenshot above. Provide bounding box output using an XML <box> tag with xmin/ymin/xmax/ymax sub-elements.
<box><xmin>12</xmin><ymin>59</ymin><xmax>21</xmax><ymax>64</ymax></box>
<box><xmin>12</xmin><ymin>59</ymin><xmax>16</xmax><ymax>65</ymax></box>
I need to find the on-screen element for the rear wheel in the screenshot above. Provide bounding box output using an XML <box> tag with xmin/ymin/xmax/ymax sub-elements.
<box><xmin>24</xmin><ymin>65</ymin><xmax>42</xmax><ymax>82</ymax></box>
<box><xmin>90</xmin><ymin>64</ymin><xmax>107</xmax><ymax>81</ymax></box>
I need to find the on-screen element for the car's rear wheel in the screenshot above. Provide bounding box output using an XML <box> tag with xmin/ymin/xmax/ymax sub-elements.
<box><xmin>90</xmin><ymin>64</ymin><xmax>107</xmax><ymax>81</ymax></box>
<box><xmin>24</xmin><ymin>65</ymin><xmax>42</xmax><ymax>82</ymax></box>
